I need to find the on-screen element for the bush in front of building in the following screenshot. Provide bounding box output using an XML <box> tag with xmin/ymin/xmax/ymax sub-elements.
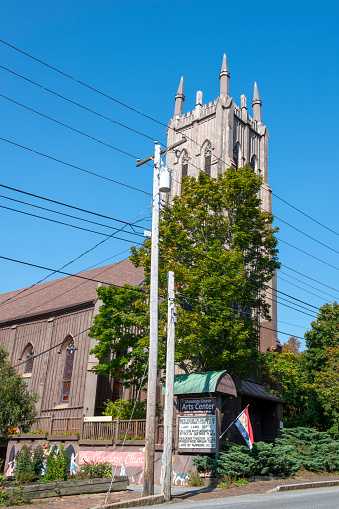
<box><xmin>43</xmin><ymin>445</ymin><xmax>70</xmax><ymax>482</ymax></box>
<box><xmin>193</xmin><ymin>427</ymin><xmax>339</xmax><ymax>481</ymax></box>
<box><xmin>14</xmin><ymin>445</ymin><xmax>44</xmax><ymax>483</ymax></box>
<box><xmin>75</xmin><ymin>461</ymin><xmax>111</xmax><ymax>480</ymax></box>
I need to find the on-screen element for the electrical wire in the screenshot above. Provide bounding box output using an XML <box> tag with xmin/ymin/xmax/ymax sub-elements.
<box><xmin>0</xmin><ymin>254</ymin><xmax>146</xmax><ymax>289</ymax></box>
<box><xmin>0</xmin><ymin>39</ymin><xmax>168</xmax><ymax>128</ymax></box>
<box><xmin>1</xmin><ymin>38</ymin><xmax>337</xmax><ymax>241</ymax></box>
<box><xmin>277</xmin><ymin>237</ymin><xmax>339</xmax><ymax>272</ymax></box>
<box><xmin>0</xmin><ymin>203</ymin><xmax>150</xmax><ymax>310</ymax></box>
<box><xmin>0</xmin><ymin>137</ymin><xmax>150</xmax><ymax>195</ymax></box>
<box><xmin>0</xmin><ymin>93</ymin><xmax>139</xmax><ymax>159</ymax></box>
<box><xmin>273</xmin><ymin>214</ymin><xmax>339</xmax><ymax>255</ymax></box>
<box><xmin>176</xmin><ymin>291</ymin><xmax>309</xmax><ymax>341</ymax></box>
<box><xmin>0</xmin><ymin>183</ymin><xmax>147</xmax><ymax>229</ymax></box>
<box><xmin>160</xmin><ymin>229</ymin><xmax>320</xmax><ymax>312</ymax></box>
<box><xmin>166</xmin><ymin>247</ymin><xmax>317</xmax><ymax>320</ymax></box>
<box><xmin>12</xmin><ymin>292</ymin><xmax>146</xmax><ymax>368</ymax></box>
<box><xmin>0</xmin><ymin>193</ymin><xmax>142</xmax><ymax>231</ymax></box>
<box><xmin>0</xmin><ymin>64</ymin><xmax>161</xmax><ymax>143</ymax></box>
<box><xmin>272</xmin><ymin>191</ymin><xmax>339</xmax><ymax>238</ymax></box>
<box><xmin>0</xmin><ymin>203</ymin><xmax>145</xmax><ymax>240</ymax></box>
<box><xmin>279</xmin><ymin>269</ymin><xmax>338</xmax><ymax>300</ymax></box>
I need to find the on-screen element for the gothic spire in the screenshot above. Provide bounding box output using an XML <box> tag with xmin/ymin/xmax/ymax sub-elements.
<box><xmin>219</xmin><ymin>53</ymin><xmax>230</xmax><ymax>96</ymax></box>
<box><xmin>252</xmin><ymin>81</ymin><xmax>262</xmax><ymax>123</ymax></box>
<box><xmin>174</xmin><ymin>76</ymin><xmax>185</xmax><ymax>116</ymax></box>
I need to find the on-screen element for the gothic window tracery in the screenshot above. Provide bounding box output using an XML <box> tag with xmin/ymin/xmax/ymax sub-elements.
<box><xmin>24</xmin><ymin>345</ymin><xmax>34</xmax><ymax>374</ymax></box>
<box><xmin>250</xmin><ymin>154</ymin><xmax>258</xmax><ymax>173</ymax></box>
<box><xmin>61</xmin><ymin>338</ymin><xmax>75</xmax><ymax>403</ymax></box>
<box><xmin>233</xmin><ymin>142</ymin><xmax>242</xmax><ymax>169</ymax></box>
<box><xmin>202</xmin><ymin>140</ymin><xmax>212</xmax><ymax>176</ymax></box>
<box><xmin>181</xmin><ymin>150</ymin><xmax>189</xmax><ymax>180</ymax></box>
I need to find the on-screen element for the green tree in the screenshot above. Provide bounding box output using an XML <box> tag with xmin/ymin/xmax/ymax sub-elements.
<box><xmin>90</xmin><ymin>167</ymin><xmax>280</xmax><ymax>387</ymax></box>
<box><xmin>264</xmin><ymin>337</ymin><xmax>312</xmax><ymax>427</ymax></box>
<box><xmin>0</xmin><ymin>345</ymin><xmax>38</xmax><ymax>439</ymax></box>
<box><xmin>265</xmin><ymin>303</ymin><xmax>339</xmax><ymax>433</ymax></box>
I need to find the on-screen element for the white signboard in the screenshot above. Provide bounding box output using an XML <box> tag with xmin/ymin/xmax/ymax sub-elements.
<box><xmin>178</xmin><ymin>415</ymin><xmax>216</xmax><ymax>450</ymax></box>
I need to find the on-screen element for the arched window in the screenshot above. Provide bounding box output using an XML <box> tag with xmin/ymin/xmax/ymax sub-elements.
<box><xmin>202</xmin><ymin>140</ymin><xmax>212</xmax><ymax>176</ymax></box>
<box><xmin>181</xmin><ymin>150</ymin><xmax>189</xmax><ymax>180</ymax></box>
<box><xmin>25</xmin><ymin>345</ymin><xmax>34</xmax><ymax>374</ymax></box>
<box><xmin>233</xmin><ymin>142</ymin><xmax>243</xmax><ymax>169</ymax></box>
<box><xmin>250</xmin><ymin>154</ymin><xmax>258</xmax><ymax>173</ymax></box>
<box><xmin>61</xmin><ymin>339</ymin><xmax>75</xmax><ymax>403</ymax></box>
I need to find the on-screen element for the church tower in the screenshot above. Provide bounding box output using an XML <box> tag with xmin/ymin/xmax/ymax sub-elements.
<box><xmin>165</xmin><ymin>54</ymin><xmax>278</xmax><ymax>352</ymax></box>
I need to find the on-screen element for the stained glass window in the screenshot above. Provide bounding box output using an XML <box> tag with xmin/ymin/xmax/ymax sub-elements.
<box><xmin>25</xmin><ymin>347</ymin><xmax>34</xmax><ymax>374</ymax></box>
<box><xmin>61</xmin><ymin>340</ymin><xmax>75</xmax><ymax>403</ymax></box>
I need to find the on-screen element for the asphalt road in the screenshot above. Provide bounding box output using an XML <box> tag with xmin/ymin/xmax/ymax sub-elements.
<box><xmin>149</xmin><ymin>486</ymin><xmax>339</xmax><ymax>508</ymax></box>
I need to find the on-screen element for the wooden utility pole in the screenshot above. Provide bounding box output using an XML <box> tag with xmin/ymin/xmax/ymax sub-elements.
<box><xmin>136</xmin><ymin>137</ymin><xmax>186</xmax><ymax>497</ymax></box>
<box><xmin>162</xmin><ymin>271</ymin><xmax>176</xmax><ymax>501</ymax></box>
<box><xmin>143</xmin><ymin>142</ymin><xmax>160</xmax><ymax>497</ymax></box>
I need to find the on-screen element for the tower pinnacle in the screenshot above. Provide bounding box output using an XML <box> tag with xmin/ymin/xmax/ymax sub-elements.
<box><xmin>219</xmin><ymin>53</ymin><xmax>230</xmax><ymax>96</ymax></box>
<box><xmin>174</xmin><ymin>76</ymin><xmax>185</xmax><ymax>116</ymax></box>
<box><xmin>252</xmin><ymin>81</ymin><xmax>262</xmax><ymax>123</ymax></box>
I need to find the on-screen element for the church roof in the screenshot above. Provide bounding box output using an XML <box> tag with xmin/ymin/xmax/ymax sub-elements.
<box><xmin>0</xmin><ymin>258</ymin><xmax>144</xmax><ymax>325</ymax></box>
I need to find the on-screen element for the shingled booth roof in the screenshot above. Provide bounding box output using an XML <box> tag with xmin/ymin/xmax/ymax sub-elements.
<box><xmin>0</xmin><ymin>258</ymin><xmax>144</xmax><ymax>325</ymax></box>
<box><xmin>162</xmin><ymin>370</ymin><xmax>237</xmax><ymax>397</ymax></box>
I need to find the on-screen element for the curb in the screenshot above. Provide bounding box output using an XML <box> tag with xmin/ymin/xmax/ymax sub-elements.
<box><xmin>268</xmin><ymin>480</ymin><xmax>339</xmax><ymax>493</ymax></box>
<box><xmin>90</xmin><ymin>494</ymin><xmax>165</xmax><ymax>509</ymax></box>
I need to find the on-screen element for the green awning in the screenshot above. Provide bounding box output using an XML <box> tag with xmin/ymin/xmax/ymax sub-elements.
<box><xmin>161</xmin><ymin>370</ymin><xmax>237</xmax><ymax>396</ymax></box>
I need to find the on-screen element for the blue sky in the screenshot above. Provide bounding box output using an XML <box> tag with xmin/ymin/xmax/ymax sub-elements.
<box><xmin>0</xmin><ymin>0</ymin><xmax>338</xmax><ymax>348</ymax></box>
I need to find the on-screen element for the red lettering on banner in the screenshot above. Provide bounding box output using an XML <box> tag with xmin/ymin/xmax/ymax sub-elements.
<box><xmin>79</xmin><ymin>451</ymin><xmax>145</xmax><ymax>467</ymax></box>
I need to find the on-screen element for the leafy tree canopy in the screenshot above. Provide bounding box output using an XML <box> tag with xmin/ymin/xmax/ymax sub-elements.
<box><xmin>0</xmin><ymin>345</ymin><xmax>38</xmax><ymax>439</ymax></box>
<box><xmin>89</xmin><ymin>167</ymin><xmax>280</xmax><ymax>387</ymax></box>
<box><xmin>265</xmin><ymin>302</ymin><xmax>339</xmax><ymax>434</ymax></box>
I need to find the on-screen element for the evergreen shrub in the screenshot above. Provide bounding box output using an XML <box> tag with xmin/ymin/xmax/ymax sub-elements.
<box><xmin>193</xmin><ymin>427</ymin><xmax>339</xmax><ymax>481</ymax></box>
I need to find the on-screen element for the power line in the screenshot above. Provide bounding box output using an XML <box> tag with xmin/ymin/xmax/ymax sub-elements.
<box><xmin>1</xmin><ymin>38</ymin><xmax>336</xmax><ymax>241</ymax></box>
<box><xmin>0</xmin><ymin>205</ymin><xmax>150</xmax><ymax>310</ymax></box>
<box><xmin>167</xmin><ymin>246</ymin><xmax>318</xmax><ymax>319</ymax></box>
<box><xmin>282</xmin><ymin>264</ymin><xmax>339</xmax><ymax>294</ymax></box>
<box><xmin>277</xmin><ymin>237</ymin><xmax>339</xmax><ymax>272</ymax></box>
<box><xmin>160</xmin><ymin>225</ymin><xmax>320</xmax><ymax>312</ymax></box>
<box><xmin>0</xmin><ymin>193</ymin><xmax>146</xmax><ymax>232</ymax></box>
<box><xmin>273</xmin><ymin>214</ymin><xmax>339</xmax><ymax>255</ymax></box>
<box><xmin>279</xmin><ymin>269</ymin><xmax>338</xmax><ymax>300</ymax></box>
<box><xmin>277</xmin><ymin>274</ymin><xmax>335</xmax><ymax>302</ymax></box>
<box><xmin>8</xmin><ymin>254</ymin><xmax>132</xmax><ymax>317</ymax></box>
<box><xmin>0</xmin><ymin>203</ymin><xmax>145</xmax><ymax>240</ymax></box>
<box><xmin>0</xmin><ymin>254</ymin><xmax>146</xmax><ymax>289</ymax></box>
<box><xmin>272</xmin><ymin>191</ymin><xmax>339</xmax><ymax>238</ymax></box>
<box><xmin>176</xmin><ymin>291</ymin><xmax>309</xmax><ymax>342</ymax></box>
<box><xmin>0</xmin><ymin>183</ymin><xmax>147</xmax><ymax>229</ymax></box>
<box><xmin>0</xmin><ymin>39</ymin><xmax>168</xmax><ymax>128</ymax></box>
<box><xmin>0</xmin><ymin>93</ymin><xmax>140</xmax><ymax>159</ymax></box>
<box><xmin>0</xmin><ymin>137</ymin><xmax>150</xmax><ymax>195</ymax></box>
<box><xmin>12</xmin><ymin>293</ymin><xmax>146</xmax><ymax>368</ymax></box>
<box><xmin>0</xmin><ymin>64</ymin><xmax>160</xmax><ymax>143</ymax></box>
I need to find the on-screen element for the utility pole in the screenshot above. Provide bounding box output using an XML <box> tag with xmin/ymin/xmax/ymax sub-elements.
<box><xmin>136</xmin><ymin>136</ymin><xmax>186</xmax><ymax>497</ymax></box>
<box><xmin>162</xmin><ymin>270</ymin><xmax>176</xmax><ymax>502</ymax></box>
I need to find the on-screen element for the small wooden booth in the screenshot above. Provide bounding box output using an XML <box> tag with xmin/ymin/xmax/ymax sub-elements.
<box><xmin>163</xmin><ymin>370</ymin><xmax>237</xmax><ymax>455</ymax></box>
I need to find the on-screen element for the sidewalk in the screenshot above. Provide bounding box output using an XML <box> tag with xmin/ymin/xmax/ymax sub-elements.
<box><xmin>14</xmin><ymin>472</ymin><xmax>339</xmax><ymax>509</ymax></box>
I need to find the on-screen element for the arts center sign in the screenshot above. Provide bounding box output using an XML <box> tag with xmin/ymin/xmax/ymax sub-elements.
<box><xmin>178</xmin><ymin>397</ymin><xmax>217</xmax><ymax>453</ymax></box>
